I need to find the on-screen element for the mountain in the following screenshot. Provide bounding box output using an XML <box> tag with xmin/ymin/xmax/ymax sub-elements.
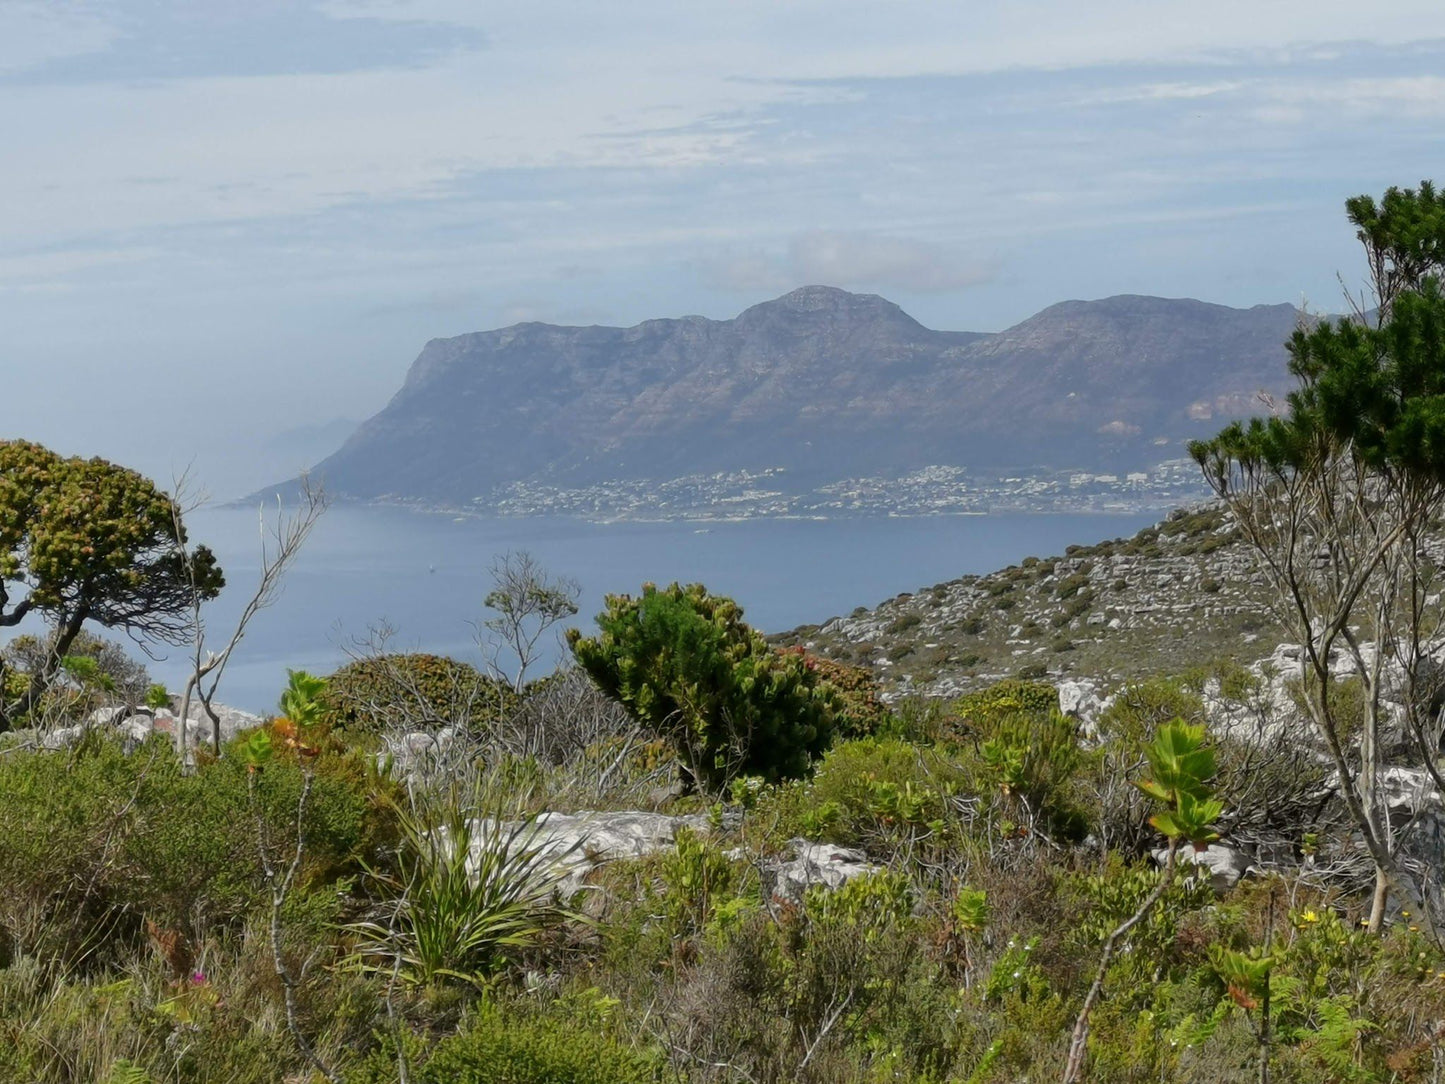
<box><xmin>278</xmin><ymin>286</ymin><xmax>1300</xmax><ymax>510</ymax></box>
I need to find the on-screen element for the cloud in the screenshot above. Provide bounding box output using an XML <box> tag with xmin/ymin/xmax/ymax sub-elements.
<box><xmin>1098</xmin><ymin>420</ymin><xmax>1141</xmax><ymax>437</ymax></box>
<box><xmin>788</xmin><ymin>231</ymin><xmax>997</xmax><ymax>293</ymax></box>
<box><xmin>0</xmin><ymin>3</ymin><xmax>117</xmax><ymax>76</ymax></box>
<box><xmin>2</xmin><ymin>1</ymin><xmax>488</xmax><ymax>84</ymax></box>
<box><xmin>703</xmin><ymin>231</ymin><xmax>997</xmax><ymax>295</ymax></box>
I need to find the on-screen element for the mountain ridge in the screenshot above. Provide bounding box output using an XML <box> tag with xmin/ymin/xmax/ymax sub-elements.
<box><xmin>265</xmin><ymin>286</ymin><xmax>1301</xmax><ymax>512</ymax></box>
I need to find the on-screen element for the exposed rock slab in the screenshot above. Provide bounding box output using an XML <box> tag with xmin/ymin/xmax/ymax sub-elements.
<box><xmin>468</xmin><ymin>811</ymin><xmax>881</xmax><ymax>902</ymax></box>
<box><xmin>758</xmin><ymin>839</ymin><xmax>885</xmax><ymax>903</ymax></box>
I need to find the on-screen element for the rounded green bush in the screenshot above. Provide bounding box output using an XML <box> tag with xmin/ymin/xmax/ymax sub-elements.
<box><xmin>421</xmin><ymin>1004</ymin><xmax>663</xmax><ymax>1084</ymax></box>
<box><xmin>953</xmin><ymin>679</ymin><xmax>1057</xmax><ymax>725</ymax></box>
<box><xmin>318</xmin><ymin>654</ymin><xmax>517</xmax><ymax>735</ymax></box>
<box><xmin>568</xmin><ymin>583</ymin><xmax>840</xmax><ymax>791</ymax></box>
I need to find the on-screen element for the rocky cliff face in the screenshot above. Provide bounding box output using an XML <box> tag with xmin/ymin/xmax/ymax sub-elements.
<box><xmin>282</xmin><ymin>286</ymin><xmax>1299</xmax><ymax>508</ymax></box>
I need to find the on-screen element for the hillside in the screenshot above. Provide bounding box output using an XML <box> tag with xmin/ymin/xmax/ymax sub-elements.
<box><xmin>776</xmin><ymin>504</ymin><xmax>1279</xmax><ymax>695</ymax></box>
<box><xmin>276</xmin><ymin>287</ymin><xmax>1300</xmax><ymax>512</ymax></box>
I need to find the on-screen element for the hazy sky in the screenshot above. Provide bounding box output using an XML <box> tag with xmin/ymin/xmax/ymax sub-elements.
<box><xmin>4</xmin><ymin>1</ymin><xmax>1445</xmax><ymax>496</ymax></box>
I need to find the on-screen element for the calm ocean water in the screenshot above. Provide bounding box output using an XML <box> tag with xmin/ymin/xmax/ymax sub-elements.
<box><xmin>142</xmin><ymin>506</ymin><xmax>1160</xmax><ymax>714</ymax></box>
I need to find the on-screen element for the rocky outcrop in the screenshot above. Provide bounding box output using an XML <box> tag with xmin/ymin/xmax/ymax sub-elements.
<box><xmin>1155</xmin><ymin>843</ymin><xmax>1256</xmax><ymax>893</ymax></box>
<box><xmin>32</xmin><ymin>702</ymin><xmax>267</xmax><ymax>754</ymax></box>
<box><xmin>469</xmin><ymin>811</ymin><xmax>882</xmax><ymax>903</ymax></box>
<box><xmin>473</xmin><ymin>811</ymin><xmax>716</xmax><ymax>897</ymax></box>
<box><xmin>757</xmin><ymin>840</ymin><xmax>884</xmax><ymax>903</ymax></box>
<box><xmin>1057</xmin><ymin>678</ymin><xmax>1113</xmax><ymax>736</ymax></box>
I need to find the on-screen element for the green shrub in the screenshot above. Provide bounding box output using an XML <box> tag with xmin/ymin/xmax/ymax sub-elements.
<box><xmin>568</xmin><ymin>583</ymin><xmax>839</xmax><ymax>791</ymax></box>
<box><xmin>885</xmin><ymin>613</ymin><xmax>922</xmax><ymax>634</ymax></box>
<box><xmin>954</xmin><ymin>680</ymin><xmax>1057</xmax><ymax>724</ymax></box>
<box><xmin>654</xmin><ymin>827</ymin><xmax>749</xmax><ymax>938</ymax></box>
<box><xmin>975</xmin><ymin>710</ymin><xmax>1089</xmax><ymax>842</ymax></box>
<box><xmin>319</xmin><ymin>654</ymin><xmax>516</xmax><ymax>736</ymax></box>
<box><xmin>775</xmin><ymin>649</ymin><xmax>889</xmax><ymax>739</ymax></box>
<box><xmin>421</xmin><ymin>1003</ymin><xmax>663</xmax><ymax>1084</ymax></box>
<box><xmin>766</xmin><ymin>737</ymin><xmax>967</xmax><ymax>850</ymax></box>
<box><xmin>0</xmin><ymin>731</ymin><xmax>385</xmax><ymax>968</ymax></box>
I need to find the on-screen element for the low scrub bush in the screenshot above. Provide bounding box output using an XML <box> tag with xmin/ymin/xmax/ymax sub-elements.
<box><xmin>0</xmin><ymin>731</ymin><xmax>386</xmax><ymax>971</ymax></box>
<box><xmin>421</xmin><ymin>1002</ymin><xmax>663</xmax><ymax>1084</ymax></box>
<box><xmin>319</xmin><ymin>654</ymin><xmax>517</xmax><ymax>737</ymax></box>
<box><xmin>755</xmin><ymin>737</ymin><xmax>968</xmax><ymax>853</ymax></box>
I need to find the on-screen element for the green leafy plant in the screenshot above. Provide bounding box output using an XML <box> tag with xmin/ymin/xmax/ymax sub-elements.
<box><xmin>953</xmin><ymin>888</ymin><xmax>990</xmax><ymax>933</ymax></box>
<box><xmin>1063</xmin><ymin>721</ymin><xmax>1223</xmax><ymax>1084</ymax></box>
<box><xmin>1210</xmin><ymin>945</ymin><xmax>1274</xmax><ymax>1011</ymax></box>
<box><xmin>656</xmin><ymin>827</ymin><xmax>739</xmax><ymax>936</ymax></box>
<box><xmin>568</xmin><ymin>582</ymin><xmax>839</xmax><ymax>790</ymax></box>
<box><xmin>1134</xmin><ymin>722</ymin><xmax>1224</xmax><ymax>849</ymax></box>
<box><xmin>347</xmin><ymin>802</ymin><xmax>582</xmax><ymax>989</ymax></box>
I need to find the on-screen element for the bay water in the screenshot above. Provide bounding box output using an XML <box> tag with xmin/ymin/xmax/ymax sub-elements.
<box><xmin>148</xmin><ymin>506</ymin><xmax>1160</xmax><ymax>714</ymax></box>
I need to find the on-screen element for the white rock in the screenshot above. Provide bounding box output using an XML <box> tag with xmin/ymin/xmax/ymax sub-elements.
<box><xmin>1154</xmin><ymin>843</ymin><xmax>1254</xmax><ymax>893</ymax></box>
<box><xmin>469</xmin><ymin>810</ymin><xmax>713</xmax><ymax>896</ymax></box>
<box><xmin>762</xmin><ymin>839</ymin><xmax>884</xmax><ymax>903</ymax></box>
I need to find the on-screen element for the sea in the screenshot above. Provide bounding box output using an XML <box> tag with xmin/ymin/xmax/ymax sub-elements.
<box><xmin>139</xmin><ymin>505</ymin><xmax>1162</xmax><ymax>714</ymax></box>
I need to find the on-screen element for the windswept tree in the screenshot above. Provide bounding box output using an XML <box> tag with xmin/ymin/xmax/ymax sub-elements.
<box><xmin>0</xmin><ymin>440</ymin><xmax>223</xmax><ymax>726</ymax></box>
<box><xmin>1191</xmin><ymin>181</ymin><xmax>1445</xmax><ymax>932</ymax></box>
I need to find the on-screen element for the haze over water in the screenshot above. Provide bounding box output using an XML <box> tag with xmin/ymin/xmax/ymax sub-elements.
<box><xmin>161</xmin><ymin>506</ymin><xmax>1162</xmax><ymax>714</ymax></box>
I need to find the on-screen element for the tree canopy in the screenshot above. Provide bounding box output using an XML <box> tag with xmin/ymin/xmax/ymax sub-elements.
<box><xmin>1189</xmin><ymin>180</ymin><xmax>1445</xmax><ymax>934</ymax></box>
<box><xmin>0</xmin><ymin>440</ymin><xmax>223</xmax><ymax>721</ymax></box>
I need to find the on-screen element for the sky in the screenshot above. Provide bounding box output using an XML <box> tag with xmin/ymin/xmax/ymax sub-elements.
<box><xmin>3</xmin><ymin>1</ymin><xmax>1445</xmax><ymax>497</ymax></box>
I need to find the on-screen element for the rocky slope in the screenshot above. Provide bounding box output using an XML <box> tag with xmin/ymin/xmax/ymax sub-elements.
<box><xmin>277</xmin><ymin>287</ymin><xmax>1300</xmax><ymax>509</ymax></box>
<box><xmin>776</xmin><ymin>504</ymin><xmax>1280</xmax><ymax>696</ymax></box>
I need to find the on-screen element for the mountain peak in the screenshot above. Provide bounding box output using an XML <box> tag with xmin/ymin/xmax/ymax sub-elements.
<box><xmin>736</xmin><ymin>285</ymin><xmax>922</xmax><ymax>329</ymax></box>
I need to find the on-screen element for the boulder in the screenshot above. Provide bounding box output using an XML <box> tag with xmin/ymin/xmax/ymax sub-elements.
<box><xmin>760</xmin><ymin>839</ymin><xmax>884</xmax><ymax>903</ymax></box>
<box><xmin>150</xmin><ymin>704</ymin><xmax>264</xmax><ymax>747</ymax></box>
<box><xmin>47</xmin><ymin>701</ymin><xmax>264</xmax><ymax>755</ymax></box>
<box><xmin>469</xmin><ymin>810</ymin><xmax>714</xmax><ymax>896</ymax></box>
<box><xmin>1057</xmin><ymin>678</ymin><xmax>1112</xmax><ymax>737</ymax></box>
<box><xmin>1154</xmin><ymin>842</ymin><xmax>1254</xmax><ymax>893</ymax></box>
<box><xmin>464</xmin><ymin>811</ymin><xmax>880</xmax><ymax>903</ymax></box>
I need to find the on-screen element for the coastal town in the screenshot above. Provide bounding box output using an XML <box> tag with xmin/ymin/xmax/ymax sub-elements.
<box><xmin>477</xmin><ymin>457</ymin><xmax>1208</xmax><ymax>521</ymax></box>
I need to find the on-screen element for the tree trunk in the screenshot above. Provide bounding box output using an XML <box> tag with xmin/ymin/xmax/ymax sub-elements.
<box><xmin>4</xmin><ymin>607</ymin><xmax>88</xmax><ymax>723</ymax></box>
<box><xmin>1368</xmin><ymin>867</ymin><xmax>1390</xmax><ymax>934</ymax></box>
